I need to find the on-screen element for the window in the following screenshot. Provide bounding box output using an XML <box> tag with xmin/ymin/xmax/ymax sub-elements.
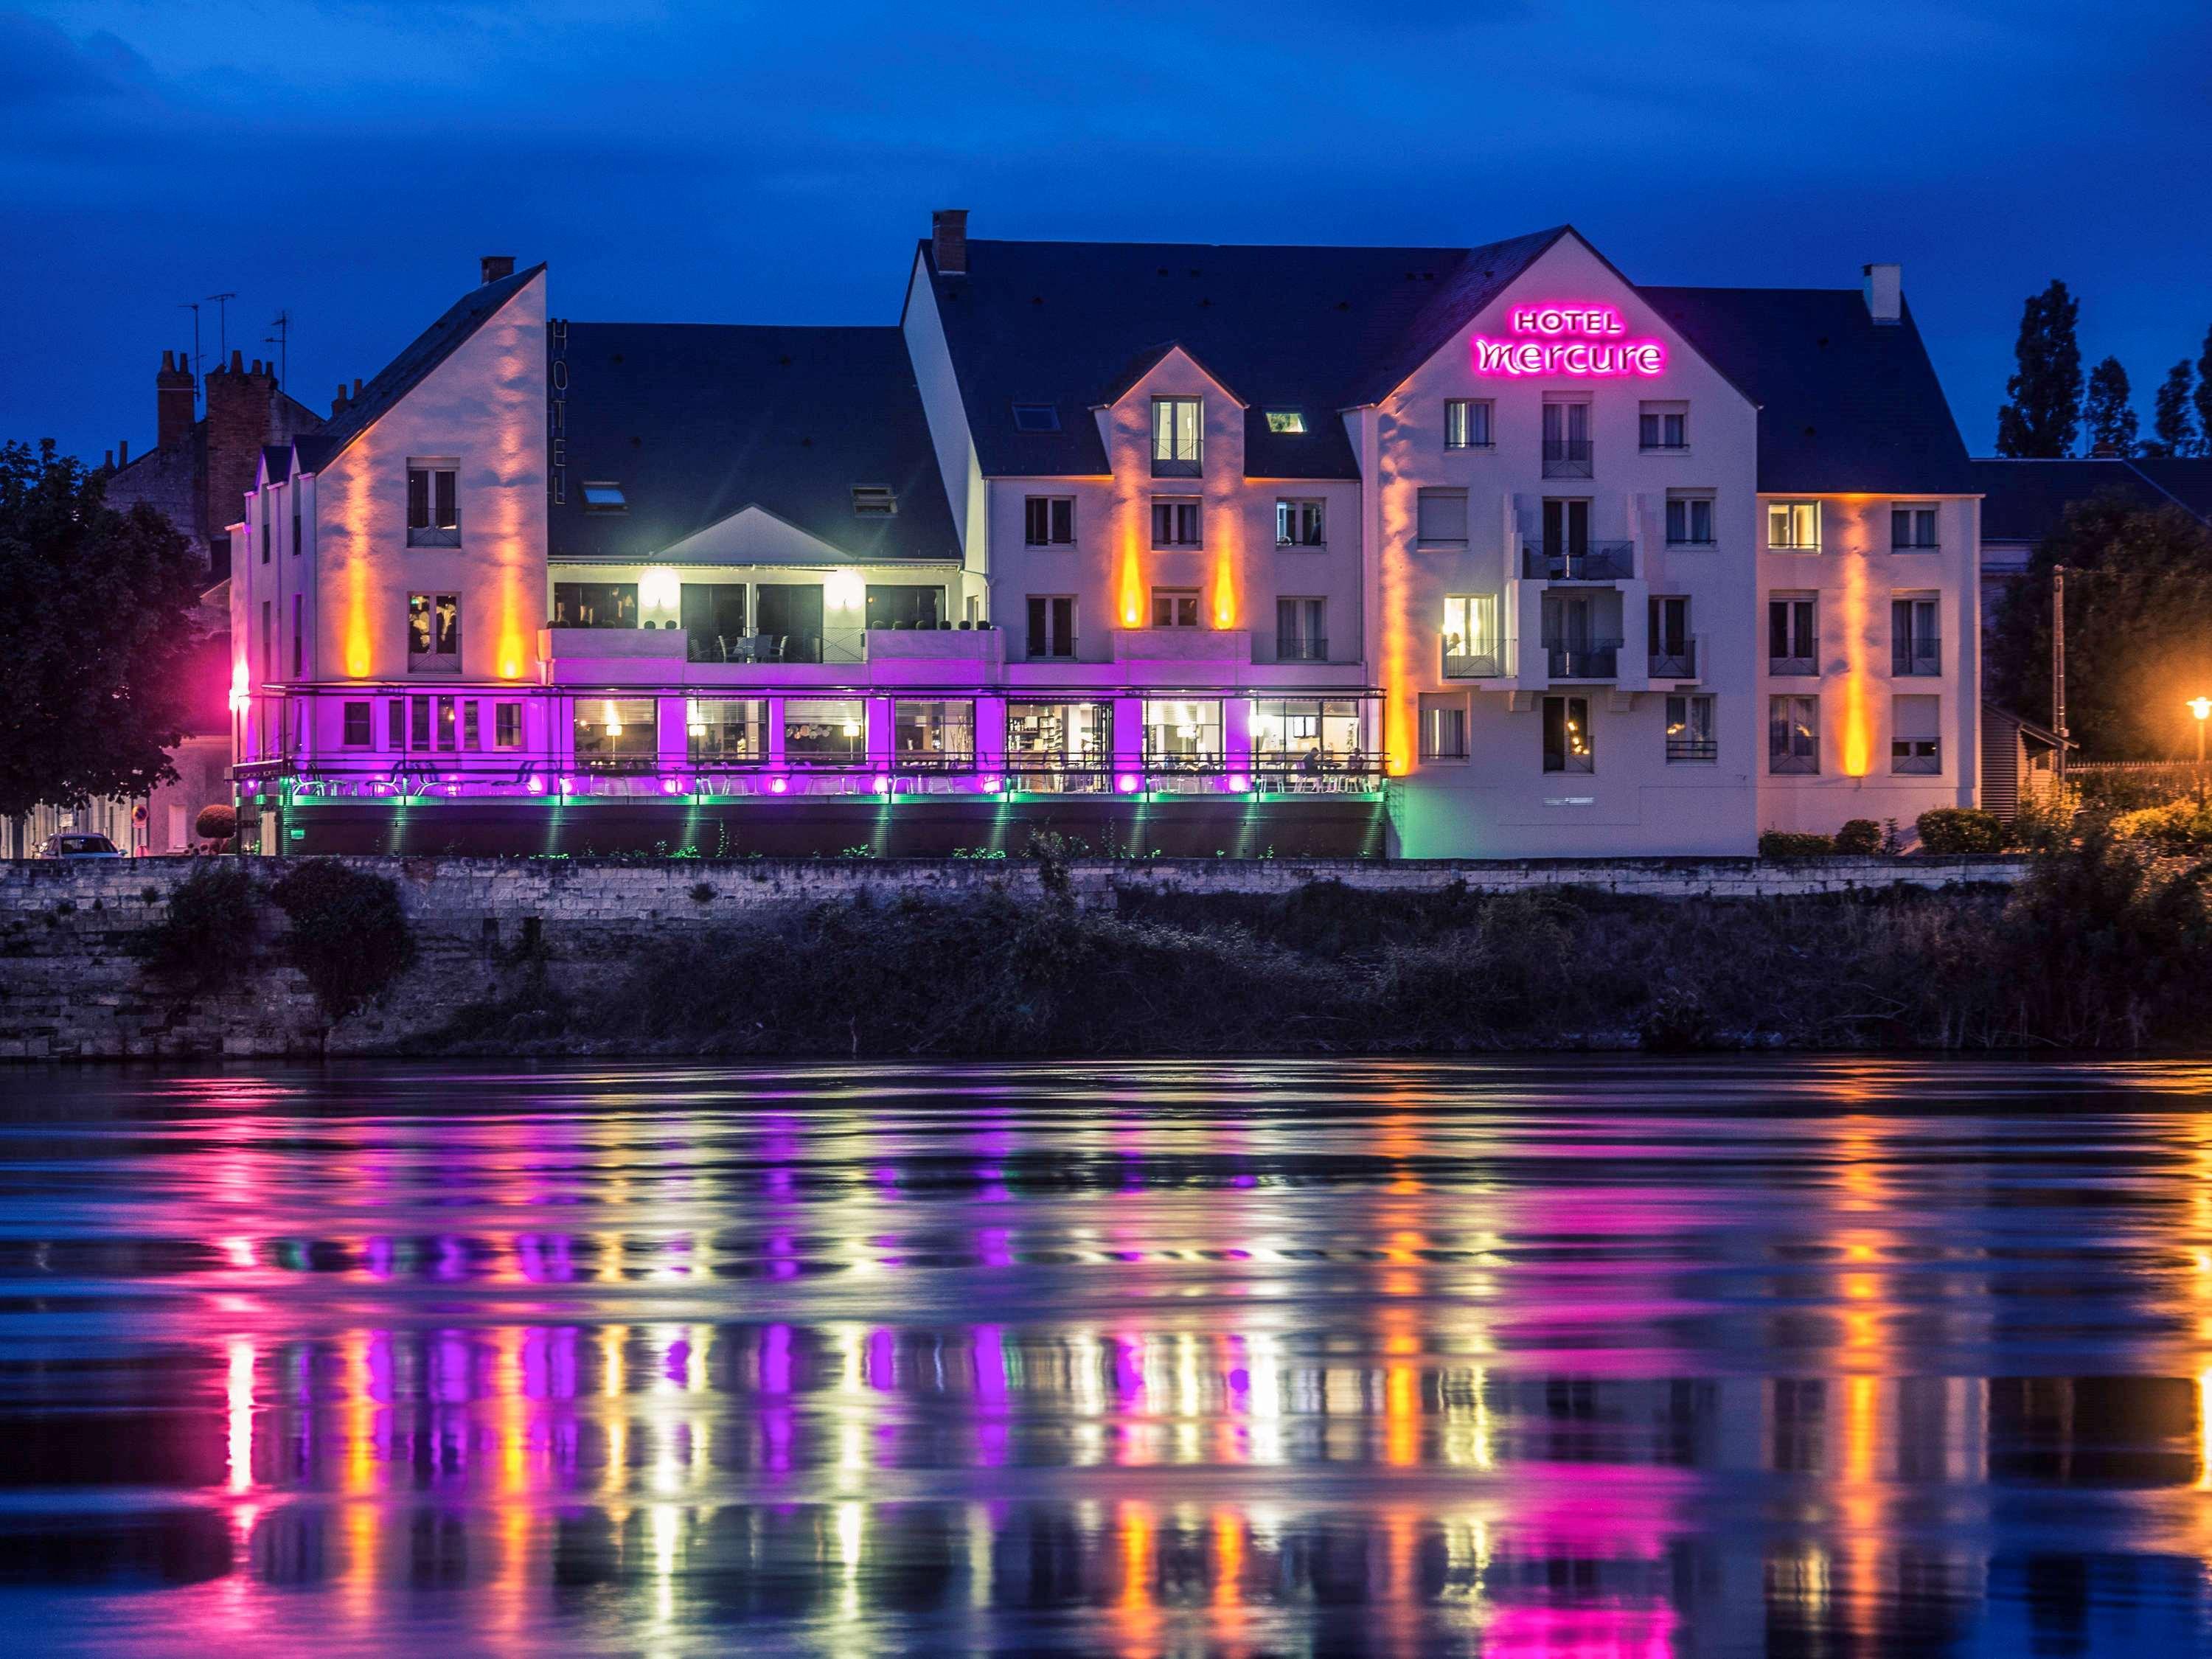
<box><xmin>1252</xmin><ymin>698</ymin><xmax>1361</xmax><ymax>765</ymax></box>
<box><xmin>552</xmin><ymin>582</ymin><xmax>638</xmax><ymax>628</ymax></box>
<box><xmin>260</xmin><ymin>496</ymin><xmax>270</xmax><ymax>565</ymax></box>
<box><xmin>1666</xmin><ymin>694</ymin><xmax>1716</xmax><ymax>762</ymax></box>
<box><xmin>1265</xmin><ymin>410</ymin><xmax>1307</xmax><ymax>434</ymax></box>
<box><xmin>1442</xmin><ymin>594</ymin><xmax>1500</xmax><ymax>678</ymax></box>
<box><xmin>291</xmin><ymin>495</ymin><xmax>301</xmax><ymax>555</ymax></box>
<box><xmin>895</xmin><ymin>700</ymin><xmax>975</xmax><ymax>762</ymax></box>
<box><xmin>1891</xmin><ymin>504</ymin><xmax>1939</xmax><ymax>550</ymax></box>
<box><xmin>1543</xmin><ymin>695</ymin><xmax>1593</xmax><ymax>773</ymax></box>
<box><xmin>342</xmin><ymin>702</ymin><xmax>372</xmax><ymax>748</ymax></box>
<box><xmin>1276</xmin><ymin>597</ymin><xmax>1326</xmax><ymax>661</ymax></box>
<box><xmin>679</xmin><ymin>582</ymin><xmax>748</xmax><ymax>662</ymax></box>
<box><xmin>783</xmin><ymin>698</ymin><xmax>865</xmax><ymax>765</ymax></box>
<box><xmin>754</xmin><ymin>585</ymin><xmax>825</xmax><ymax>664</ymax></box>
<box><xmin>865</xmin><ymin>585</ymin><xmax>945</xmax><ymax>630</ymax></box>
<box><xmin>574</xmin><ymin>698</ymin><xmax>655</xmax><ymax>769</ymax></box>
<box><xmin>1024</xmin><ymin>496</ymin><xmax>1075</xmax><ymax>546</ymax></box>
<box><xmin>1665</xmin><ymin>493</ymin><xmax>1715</xmax><ymax>546</ymax></box>
<box><xmin>462</xmin><ymin>699</ymin><xmax>481</xmax><ymax>749</ymax></box>
<box><xmin>1891</xmin><ymin>596</ymin><xmax>1941</xmax><ymax>676</ymax></box>
<box><xmin>1276</xmin><ymin>498</ymin><xmax>1326</xmax><ymax>548</ymax></box>
<box><xmin>1419</xmin><ymin>693</ymin><xmax>1470</xmax><ymax>760</ymax></box>
<box><xmin>406</xmin><ymin>459</ymin><xmax>459</xmax><ymax>546</ymax></box>
<box><xmin>260</xmin><ymin>600</ymin><xmax>271</xmax><ymax>679</ymax></box>
<box><xmin>581</xmin><ymin>481</ymin><xmax>627</xmax><ymax>514</ymax></box>
<box><xmin>1026</xmin><ymin>595</ymin><xmax>1076</xmax><ymax>658</ymax></box>
<box><xmin>1768</xmin><ymin>596</ymin><xmax>1817</xmax><ymax>675</ymax></box>
<box><xmin>494</xmin><ymin>703</ymin><xmax>521</xmax><ymax>750</ymax></box>
<box><xmin>1542</xmin><ymin>400</ymin><xmax>1593</xmax><ymax>478</ymax></box>
<box><xmin>436</xmin><ymin>696</ymin><xmax>457</xmax><ymax>751</ymax></box>
<box><xmin>1767</xmin><ymin>501</ymin><xmax>1820</xmax><ymax>552</ymax></box>
<box><xmin>686</xmin><ymin>698</ymin><xmax>765</xmax><ymax>764</ymax></box>
<box><xmin>291</xmin><ymin>594</ymin><xmax>303</xmax><ymax>677</ymax></box>
<box><xmin>1151</xmin><ymin>497</ymin><xmax>1202</xmax><ymax>547</ymax></box>
<box><xmin>1010</xmin><ymin>403</ymin><xmax>1060</xmax><ymax>433</ymax></box>
<box><xmin>1444</xmin><ymin>399</ymin><xmax>1493</xmax><ymax>450</ymax></box>
<box><xmin>1151</xmin><ymin>587</ymin><xmax>1201</xmax><ymax>628</ymax></box>
<box><xmin>851</xmin><ymin>484</ymin><xmax>897</xmax><ymax>517</ymax></box>
<box><xmin>1769</xmin><ymin>694</ymin><xmax>1820</xmax><ymax>774</ymax></box>
<box><xmin>1639</xmin><ymin>402</ymin><xmax>1688</xmax><ymax>451</ymax></box>
<box><xmin>1649</xmin><ymin>596</ymin><xmax>1694</xmax><ymax>677</ymax></box>
<box><xmin>1006</xmin><ymin>701</ymin><xmax>1113</xmax><ymax>768</ymax></box>
<box><xmin>1892</xmin><ymin>694</ymin><xmax>1941</xmax><ymax>774</ymax></box>
<box><xmin>408</xmin><ymin>695</ymin><xmax>431</xmax><ymax>749</ymax></box>
<box><xmin>1143</xmin><ymin>699</ymin><xmax>1222</xmax><ymax>762</ymax></box>
<box><xmin>408</xmin><ymin>592</ymin><xmax>459</xmax><ymax>672</ymax></box>
<box><xmin>1151</xmin><ymin>397</ymin><xmax>1203</xmax><ymax>476</ymax></box>
<box><xmin>386</xmin><ymin>699</ymin><xmax>406</xmax><ymax>749</ymax></box>
<box><xmin>1416</xmin><ymin>487</ymin><xmax>1469</xmax><ymax>544</ymax></box>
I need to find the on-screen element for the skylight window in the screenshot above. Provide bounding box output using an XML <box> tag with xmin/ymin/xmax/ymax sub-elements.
<box><xmin>1011</xmin><ymin>403</ymin><xmax>1060</xmax><ymax>433</ymax></box>
<box><xmin>852</xmin><ymin>484</ymin><xmax>898</xmax><ymax>518</ymax></box>
<box><xmin>1265</xmin><ymin>410</ymin><xmax>1307</xmax><ymax>434</ymax></box>
<box><xmin>580</xmin><ymin>481</ymin><xmax>627</xmax><ymax>513</ymax></box>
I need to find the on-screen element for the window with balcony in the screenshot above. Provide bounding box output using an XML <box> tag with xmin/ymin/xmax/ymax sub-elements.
<box><xmin>407</xmin><ymin>592</ymin><xmax>459</xmax><ymax>672</ymax></box>
<box><xmin>1419</xmin><ymin>693</ymin><xmax>1468</xmax><ymax>760</ymax></box>
<box><xmin>342</xmin><ymin>702</ymin><xmax>372</xmax><ymax>748</ymax></box>
<box><xmin>1276</xmin><ymin>498</ymin><xmax>1326</xmax><ymax>548</ymax></box>
<box><xmin>1769</xmin><ymin>694</ymin><xmax>1820</xmax><ymax>774</ymax></box>
<box><xmin>552</xmin><ymin>582</ymin><xmax>638</xmax><ymax>628</ymax></box>
<box><xmin>1892</xmin><ymin>694</ymin><xmax>1941</xmax><ymax>774</ymax></box>
<box><xmin>495</xmin><ymin>703</ymin><xmax>521</xmax><ymax>750</ymax></box>
<box><xmin>895</xmin><ymin>700</ymin><xmax>975</xmax><ymax>765</ymax></box>
<box><xmin>1649</xmin><ymin>596</ymin><xmax>1694</xmax><ymax>678</ymax></box>
<box><xmin>1024</xmin><ymin>495</ymin><xmax>1075</xmax><ymax>546</ymax></box>
<box><xmin>1666</xmin><ymin>492</ymin><xmax>1715</xmax><ymax>546</ymax></box>
<box><xmin>1416</xmin><ymin>487</ymin><xmax>1469</xmax><ymax>545</ymax></box>
<box><xmin>1026</xmin><ymin>594</ymin><xmax>1075</xmax><ymax>658</ymax></box>
<box><xmin>866</xmin><ymin>584</ymin><xmax>945</xmax><ymax>631</ymax></box>
<box><xmin>1007</xmin><ymin>701</ymin><xmax>1112</xmax><ymax>777</ymax></box>
<box><xmin>1444</xmin><ymin>399</ymin><xmax>1493</xmax><ymax>450</ymax></box>
<box><xmin>679</xmin><ymin>582</ymin><xmax>747</xmax><ymax>662</ymax></box>
<box><xmin>1276</xmin><ymin>597</ymin><xmax>1326</xmax><ymax>661</ymax></box>
<box><xmin>783</xmin><ymin>698</ymin><xmax>865</xmax><ymax>765</ymax></box>
<box><xmin>1443</xmin><ymin>594</ymin><xmax>1500</xmax><ymax>678</ymax></box>
<box><xmin>1151</xmin><ymin>587</ymin><xmax>1201</xmax><ymax>628</ymax></box>
<box><xmin>1541</xmin><ymin>594</ymin><xmax>1619</xmax><ymax>678</ymax></box>
<box><xmin>1891</xmin><ymin>596</ymin><xmax>1941</xmax><ymax>676</ymax></box>
<box><xmin>1768</xmin><ymin>596</ymin><xmax>1817</xmax><ymax>676</ymax></box>
<box><xmin>1542</xmin><ymin>400</ymin><xmax>1593</xmax><ymax>478</ymax></box>
<box><xmin>686</xmin><ymin>698</ymin><xmax>765</xmax><ymax>765</ymax></box>
<box><xmin>1151</xmin><ymin>396</ymin><xmax>1203</xmax><ymax>476</ymax></box>
<box><xmin>1639</xmin><ymin>401</ymin><xmax>1688</xmax><ymax>451</ymax></box>
<box><xmin>406</xmin><ymin>459</ymin><xmax>460</xmax><ymax>546</ymax></box>
<box><xmin>574</xmin><ymin>698</ymin><xmax>655</xmax><ymax>770</ymax></box>
<box><xmin>755</xmin><ymin>584</ymin><xmax>826</xmax><ymax>664</ymax></box>
<box><xmin>1542</xmin><ymin>695</ymin><xmax>1593</xmax><ymax>773</ymax></box>
<box><xmin>1892</xmin><ymin>504</ymin><xmax>1940</xmax><ymax>550</ymax></box>
<box><xmin>1666</xmin><ymin>694</ymin><xmax>1716</xmax><ymax>762</ymax></box>
<box><xmin>1767</xmin><ymin>501</ymin><xmax>1820</xmax><ymax>552</ymax></box>
<box><xmin>1151</xmin><ymin>497</ymin><xmax>1202</xmax><ymax>548</ymax></box>
<box><xmin>1143</xmin><ymin>698</ymin><xmax>1222</xmax><ymax>764</ymax></box>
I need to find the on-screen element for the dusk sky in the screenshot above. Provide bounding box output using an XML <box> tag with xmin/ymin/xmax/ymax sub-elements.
<box><xmin>5</xmin><ymin>1</ymin><xmax>2209</xmax><ymax>465</ymax></box>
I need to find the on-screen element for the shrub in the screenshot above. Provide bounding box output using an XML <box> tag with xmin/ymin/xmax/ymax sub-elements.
<box><xmin>2075</xmin><ymin>769</ymin><xmax>2197</xmax><ymax>813</ymax></box>
<box><xmin>193</xmin><ymin>803</ymin><xmax>236</xmax><ymax>844</ymax></box>
<box><xmin>267</xmin><ymin>860</ymin><xmax>416</xmax><ymax>1019</ymax></box>
<box><xmin>2110</xmin><ymin>799</ymin><xmax>2212</xmax><ymax>852</ymax></box>
<box><xmin>2007</xmin><ymin>787</ymin><xmax>2080</xmax><ymax>853</ymax></box>
<box><xmin>1759</xmin><ymin>831</ymin><xmax>1834</xmax><ymax>858</ymax></box>
<box><xmin>1916</xmin><ymin>807</ymin><xmax>2006</xmax><ymax>855</ymax></box>
<box><xmin>1832</xmin><ymin>819</ymin><xmax>1883</xmax><ymax>855</ymax></box>
<box><xmin>138</xmin><ymin>866</ymin><xmax>257</xmax><ymax>992</ymax></box>
<box><xmin>1639</xmin><ymin>987</ymin><xmax>1719</xmax><ymax>1052</ymax></box>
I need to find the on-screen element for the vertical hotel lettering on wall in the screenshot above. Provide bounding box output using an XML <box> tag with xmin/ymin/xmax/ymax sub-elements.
<box><xmin>1470</xmin><ymin>306</ymin><xmax>1666</xmax><ymax>378</ymax></box>
<box><xmin>547</xmin><ymin>317</ymin><xmax>568</xmax><ymax>507</ymax></box>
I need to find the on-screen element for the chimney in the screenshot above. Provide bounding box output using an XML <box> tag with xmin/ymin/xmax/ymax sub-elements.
<box><xmin>481</xmin><ymin>254</ymin><xmax>516</xmax><ymax>285</ymax></box>
<box><xmin>1862</xmin><ymin>262</ymin><xmax>1902</xmax><ymax>326</ymax></box>
<box><xmin>229</xmin><ymin>348</ymin><xmax>243</xmax><ymax>374</ymax></box>
<box><xmin>118</xmin><ymin>439</ymin><xmax>128</xmax><ymax>467</ymax></box>
<box><xmin>331</xmin><ymin>383</ymin><xmax>349</xmax><ymax>417</ymax></box>
<box><xmin>156</xmin><ymin>347</ymin><xmax>195</xmax><ymax>451</ymax></box>
<box><xmin>931</xmin><ymin>209</ymin><xmax>968</xmax><ymax>276</ymax></box>
<box><xmin>352</xmin><ymin>378</ymin><xmax>363</xmax><ymax>398</ymax></box>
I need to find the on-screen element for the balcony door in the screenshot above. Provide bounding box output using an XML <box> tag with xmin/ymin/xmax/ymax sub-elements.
<box><xmin>1543</xmin><ymin>594</ymin><xmax>1594</xmax><ymax>650</ymax></box>
<box><xmin>1540</xmin><ymin>498</ymin><xmax>1590</xmax><ymax>556</ymax></box>
<box><xmin>755</xmin><ymin>583</ymin><xmax>824</xmax><ymax>664</ymax></box>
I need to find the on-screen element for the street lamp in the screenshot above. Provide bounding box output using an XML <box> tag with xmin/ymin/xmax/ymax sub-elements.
<box><xmin>2191</xmin><ymin>698</ymin><xmax>2211</xmax><ymax>808</ymax></box>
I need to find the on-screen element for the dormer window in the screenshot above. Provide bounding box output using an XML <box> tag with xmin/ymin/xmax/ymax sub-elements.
<box><xmin>852</xmin><ymin>485</ymin><xmax>897</xmax><ymax>518</ymax></box>
<box><xmin>581</xmin><ymin>481</ymin><xmax>627</xmax><ymax>514</ymax></box>
<box><xmin>1151</xmin><ymin>397</ymin><xmax>1203</xmax><ymax>477</ymax></box>
<box><xmin>1265</xmin><ymin>410</ymin><xmax>1307</xmax><ymax>434</ymax></box>
<box><xmin>1011</xmin><ymin>403</ymin><xmax>1060</xmax><ymax>433</ymax></box>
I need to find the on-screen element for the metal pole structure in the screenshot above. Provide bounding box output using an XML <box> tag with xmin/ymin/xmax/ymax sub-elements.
<box><xmin>177</xmin><ymin>302</ymin><xmax>201</xmax><ymax>411</ymax></box>
<box><xmin>206</xmin><ymin>292</ymin><xmax>237</xmax><ymax>364</ymax></box>
<box><xmin>2053</xmin><ymin>564</ymin><xmax>2067</xmax><ymax>786</ymax></box>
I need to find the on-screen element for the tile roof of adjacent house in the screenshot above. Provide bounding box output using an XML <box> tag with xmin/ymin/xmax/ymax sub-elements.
<box><xmin>1969</xmin><ymin>456</ymin><xmax>2212</xmax><ymax>545</ymax></box>
<box><xmin>1636</xmin><ymin>286</ymin><xmax>1975</xmax><ymax>495</ymax></box>
<box><xmin>546</xmin><ymin>323</ymin><xmax>959</xmax><ymax>563</ymax></box>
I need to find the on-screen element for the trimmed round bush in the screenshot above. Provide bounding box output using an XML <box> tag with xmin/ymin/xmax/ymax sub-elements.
<box><xmin>1833</xmin><ymin>818</ymin><xmax>1883</xmax><ymax>855</ymax></box>
<box><xmin>1916</xmin><ymin>807</ymin><xmax>2005</xmax><ymax>855</ymax></box>
<box><xmin>1759</xmin><ymin>830</ymin><xmax>1835</xmax><ymax>859</ymax></box>
<box><xmin>193</xmin><ymin>803</ymin><xmax>236</xmax><ymax>844</ymax></box>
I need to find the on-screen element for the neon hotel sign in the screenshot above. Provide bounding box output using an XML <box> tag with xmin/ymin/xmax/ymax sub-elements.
<box><xmin>1470</xmin><ymin>305</ymin><xmax>1666</xmax><ymax>378</ymax></box>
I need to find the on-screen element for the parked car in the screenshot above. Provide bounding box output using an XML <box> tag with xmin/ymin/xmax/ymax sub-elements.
<box><xmin>37</xmin><ymin>833</ymin><xmax>122</xmax><ymax>860</ymax></box>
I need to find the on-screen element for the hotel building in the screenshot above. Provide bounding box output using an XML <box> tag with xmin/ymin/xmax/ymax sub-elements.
<box><xmin>229</xmin><ymin>220</ymin><xmax>1981</xmax><ymax>857</ymax></box>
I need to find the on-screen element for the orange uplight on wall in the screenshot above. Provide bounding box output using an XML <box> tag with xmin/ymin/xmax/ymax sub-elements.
<box><xmin>1119</xmin><ymin>538</ymin><xmax>1143</xmax><ymax>627</ymax></box>
<box><xmin>1211</xmin><ymin>546</ymin><xmax>1237</xmax><ymax>629</ymax></box>
<box><xmin>1377</xmin><ymin>468</ymin><xmax>1415</xmax><ymax>773</ymax></box>
<box><xmin>1838</xmin><ymin>523</ymin><xmax>1873</xmax><ymax>775</ymax></box>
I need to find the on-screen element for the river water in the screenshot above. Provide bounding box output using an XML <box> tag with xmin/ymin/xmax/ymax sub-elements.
<box><xmin>3</xmin><ymin>1060</ymin><xmax>2212</xmax><ymax>1655</ymax></box>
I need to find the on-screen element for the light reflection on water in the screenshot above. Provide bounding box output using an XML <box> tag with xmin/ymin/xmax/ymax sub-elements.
<box><xmin>1</xmin><ymin>1059</ymin><xmax>2211</xmax><ymax>1654</ymax></box>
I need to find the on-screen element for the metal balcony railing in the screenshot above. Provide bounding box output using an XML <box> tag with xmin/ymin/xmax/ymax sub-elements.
<box><xmin>1892</xmin><ymin>642</ymin><xmax>1942</xmax><ymax>676</ymax></box>
<box><xmin>1649</xmin><ymin>639</ymin><xmax>1698</xmax><ymax>679</ymax></box>
<box><xmin>1667</xmin><ymin>737</ymin><xmax>1719</xmax><ymax>762</ymax></box>
<box><xmin>1542</xmin><ymin>437</ymin><xmax>1594</xmax><ymax>479</ymax></box>
<box><xmin>1276</xmin><ymin>637</ymin><xmax>1329</xmax><ymax>661</ymax></box>
<box><xmin>1523</xmin><ymin>542</ymin><xmax>1633</xmax><ymax>580</ymax></box>
<box><xmin>1441</xmin><ymin>644</ymin><xmax>1503</xmax><ymax>679</ymax></box>
<box><xmin>1770</xmin><ymin>653</ymin><xmax>1818</xmax><ymax>678</ymax></box>
<box><xmin>1543</xmin><ymin>639</ymin><xmax>1622</xmax><ymax>678</ymax></box>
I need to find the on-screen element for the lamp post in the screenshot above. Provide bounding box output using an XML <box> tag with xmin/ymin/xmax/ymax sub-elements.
<box><xmin>2191</xmin><ymin>698</ymin><xmax>2211</xmax><ymax>809</ymax></box>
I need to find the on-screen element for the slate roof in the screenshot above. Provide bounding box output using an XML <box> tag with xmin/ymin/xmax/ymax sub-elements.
<box><xmin>546</xmin><ymin>324</ymin><xmax>959</xmax><ymax>563</ymax></box>
<box><xmin>920</xmin><ymin>232</ymin><xmax>1569</xmax><ymax>480</ymax></box>
<box><xmin>1638</xmin><ymin>287</ymin><xmax>1975</xmax><ymax>495</ymax></box>
<box><xmin>1970</xmin><ymin>456</ymin><xmax>2212</xmax><ymax>546</ymax></box>
<box><xmin>304</xmin><ymin>263</ymin><xmax>544</xmax><ymax>466</ymax></box>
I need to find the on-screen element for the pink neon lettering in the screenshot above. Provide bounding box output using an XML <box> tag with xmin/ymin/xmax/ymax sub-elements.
<box><xmin>1472</xmin><ymin>301</ymin><xmax>1666</xmax><ymax>378</ymax></box>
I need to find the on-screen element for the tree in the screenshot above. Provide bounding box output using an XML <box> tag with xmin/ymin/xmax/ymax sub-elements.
<box><xmin>0</xmin><ymin>440</ymin><xmax>209</xmax><ymax>820</ymax></box>
<box><xmin>2081</xmin><ymin>355</ymin><xmax>2138</xmax><ymax>456</ymax></box>
<box><xmin>1995</xmin><ymin>280</ymin><xmax>2084</xmax><ymax>457</ymax></box>
<box><xmin>1987</xmin><ymin>493</ymin><xmax>2212</xmax><ymax>759</ymax></box>
<box><xmin>2197</xmin><ymin>324</ymin><xmax>2212</xmax><ymax>453</ymax></box>
<box><xmin>2146</xmin><ymin>360</ymin><xmax>2199</xmax><ymax>458</ymax></box>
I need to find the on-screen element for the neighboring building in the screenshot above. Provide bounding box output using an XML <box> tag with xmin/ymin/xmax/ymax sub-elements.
<box><xmin>1979</xmin><ymin>703</ymin><xmax>2069</xmax><ymax>823</ymax></box>
<box><xmin>1973</xmin><ymin>455</ymin><xmax>2212</xmax><ymax>625</ymax></box>
<box><xmin>229</xmin><ymin>226</ymin><xmax>1983</xmax><ymax>858</ymax></box>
